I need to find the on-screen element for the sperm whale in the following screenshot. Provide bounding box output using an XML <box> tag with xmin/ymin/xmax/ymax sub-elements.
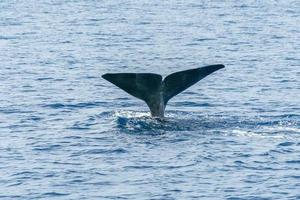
<box><xmin>102</xmin><ymin>64</ymin><xmax>225</xmax><ymax>118</ymax></box>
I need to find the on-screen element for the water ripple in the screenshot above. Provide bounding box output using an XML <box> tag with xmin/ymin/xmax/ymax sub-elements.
<box><xmin>1</xmin><ymin>0</ymin><xmax>300</xmax><ymax>199</ymax></box>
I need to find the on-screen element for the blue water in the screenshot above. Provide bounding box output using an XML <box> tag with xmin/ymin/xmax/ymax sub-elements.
<box><xmin>1</xmin><ymin>1</ymin><xmax>300</xmax><ymax>199</ymax></box>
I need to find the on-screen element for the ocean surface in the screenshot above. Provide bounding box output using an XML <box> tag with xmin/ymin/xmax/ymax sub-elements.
<box><xmin>1</xmin><ymin>1</ymin><xmax>300</xmax><ymax>199</ymax></box>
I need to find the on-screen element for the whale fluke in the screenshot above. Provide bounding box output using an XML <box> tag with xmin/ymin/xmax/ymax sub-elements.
<box><xmin>102</xmin><ymin>64</ymin><xmax>225</xmax><ymax>118</ymax></box>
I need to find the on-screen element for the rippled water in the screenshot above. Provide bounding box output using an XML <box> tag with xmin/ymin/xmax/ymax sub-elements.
<box><xmin>1</xmin><ymin>0</ymin><xmax>300</xmax><ymax>199</ymax></box>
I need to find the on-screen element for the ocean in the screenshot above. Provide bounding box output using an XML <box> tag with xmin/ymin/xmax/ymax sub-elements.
<box><xmin>0</xmin><ymin>0</ymin><xmax>299</xmax><ymax>199</ymax></box>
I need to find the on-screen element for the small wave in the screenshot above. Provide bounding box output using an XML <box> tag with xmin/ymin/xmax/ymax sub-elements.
<box><xmin>43</xmin><ymin>101</ymin><xmax>106</xmax><ymax>109</ymax></box>
<box><xmin>0</xmin><ymin>35</ymin><xmax>20</xmax><ymax>40</ymax></box>
<box><xmin>0</xmin><ymin>108</ymin><xmax>34</xmax><ymax>114</ymax></box>
<box><xmin>36</xmin><ymin>77</ymin><xmax>54</xmax><ymax>81</ymax></box>
<box><xmin>42</xmin><ymin>192</ymin><xmax>69</xmax><ymax>197</ymax></box>
<box><xmin>277</xmin><ymin>142</ymin><xmax>294</xmax><ymax>147</ymax></box>
<box><xmin>32</xmin><ymin>144</ymin><xmax>62</xmax><ymax>151</ymax></box>
<box><xmin>231</xmin><ymin>130</ymin><xmax>285</xmax><ymax>138</ymax></box>
<box><xmin>194</xmin><ymin>38</ymin><xmax>216</xmax><ymax>42</ymax></box>
<box><xmin>286</xmin><ymin>160</ymin><xmax>300</xmax><ymax>164</ymax></box>
<box><xmin>68</xmin><ymin>122</ymin><xmax>91</xmax><ymax>130</ymax></box>
<box><xmin>11</xmin><ymin>171</ymin><xmax>36</xmax><ymax>177</ymax></box>
<box><xmin>0</xmin><ymin>195</ymin><xmax>22</xmax><ymax>199</ymax></box>
<box><xmin>80</xmin><ymin>148</ymin><xmax>128</xmax><ymax>155</ymax></box>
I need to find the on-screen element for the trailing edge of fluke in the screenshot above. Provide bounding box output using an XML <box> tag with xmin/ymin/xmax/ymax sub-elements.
<box><xmin>102</xmin><ymin>64</ymin><xmax>225</xmax><ymax>118</ymax></box>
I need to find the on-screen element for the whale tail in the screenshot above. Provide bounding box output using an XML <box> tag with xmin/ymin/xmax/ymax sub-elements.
<box><xmin>102</xmin><ymin>64</ymin><xmax>225</xmax><ymax>117</ymax></box>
